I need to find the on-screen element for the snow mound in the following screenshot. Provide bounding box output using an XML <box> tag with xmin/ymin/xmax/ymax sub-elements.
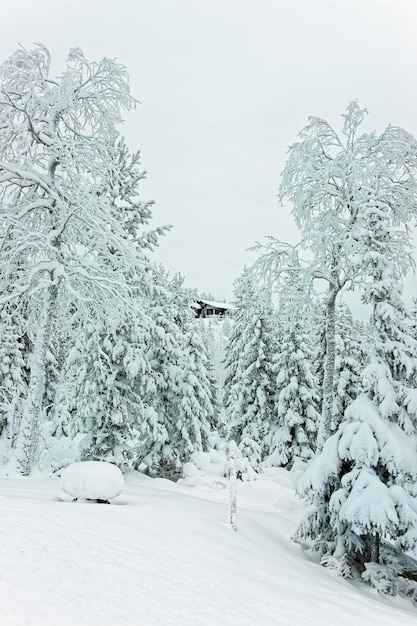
<box><xmin>180</xmin><ymin>462</ymin><xmax>206</xmax><ymax>487</ymax></box>
<box><xmin>238</xmin><ymin>479</ymin><xmax>298</xmax><ymax>511</ymax></box>
<box><xmin>190</xmin><ymin>451</ymin><xmax>211</xmax><ymax>470</ymax></box>
<box><xmin>183</xmin><ymin>462</ymin><xmax>199</xmax><ymax>478</ymax></box>
<box><xmin>60</xmin><ymin>461</ymin><xmax>124</xmax><ymax>501</ymax></box>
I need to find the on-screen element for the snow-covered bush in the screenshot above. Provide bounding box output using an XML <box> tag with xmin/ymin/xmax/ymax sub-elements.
<box><xmin>224</xmin><ymin>441</ymin><xmax>258</xmax><ymax>482</ymax></box>
<box><xmin>190</xmin><ymin>451</ymin><xmax>212</xmax><ymax>471</ymax></box>
<box><xmin>180</xmin><ymin>461</ymin><xmax>207</xmax><ymax>487</ymax></box>
<box><xmin>60</xmin><ymin>461</ymin><xmax>124</xmax><ymax>502</ymax></box>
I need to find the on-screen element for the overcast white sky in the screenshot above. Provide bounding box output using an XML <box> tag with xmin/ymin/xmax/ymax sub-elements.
<box><xmin>2</xmin><ymin>0</ymin><xmax>417</xmax><ymax>302</ymax></box>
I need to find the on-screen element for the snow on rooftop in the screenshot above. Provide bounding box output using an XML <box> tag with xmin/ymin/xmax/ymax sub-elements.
<box><xmin>197</xmin><ymin>299</ymin><xmax>234</xmax><ymax>309</ymax></box>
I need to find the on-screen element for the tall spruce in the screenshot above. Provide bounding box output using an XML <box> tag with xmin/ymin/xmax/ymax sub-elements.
<box><xmin>224</xmin><ymin>270</ymin><xmax>277</xmax><ymax>467</ymax></box>
<box><xmin>0</xmin><ymin>304</ymin><xmax>29</xmax><ymax>455</ymax></box>
<box><xmin>264</xmin><ymin>279</ymin><xmax>319</xmax><ymax>468</ymax></box>
<box><xmin>62</xmin><ymin>307</ymin><xmax>152</xmax><ymax>469</ymax></box>
<box><xmin>331</xmin><ymin>304</ymin><xmax>366</xmax><ymax>432</ymax></box>
<box><xmin>143</xmin><ymin>273</ymin><xmax>215</xmax><ymax>477</ymax></box>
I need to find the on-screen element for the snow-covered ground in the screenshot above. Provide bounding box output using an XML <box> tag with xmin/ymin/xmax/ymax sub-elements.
<box><xmin>1</xmin><ymin>456</ymin><xmax>416</xmax><ymax>625</ymax></box>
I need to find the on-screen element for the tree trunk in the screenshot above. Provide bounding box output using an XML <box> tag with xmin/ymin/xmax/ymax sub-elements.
<box><xmin>369</xmin><ymin>532</ymin><xmax>380</xmax><ymax>564</ymax></box>
<box><xmin>15</xmin><ymin>284</ymin><xmax>55</xmax><ymax>475</ymax></box>
<box><xmin>316</xmin><ymin>283</ymin><xmax>338</xmax><ymax>451</ymax></box>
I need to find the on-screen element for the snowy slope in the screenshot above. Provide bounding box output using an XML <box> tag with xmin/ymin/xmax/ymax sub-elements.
<box><xmin>1</xmin><ymin>464</ymin><xmax>416</xmax><ymax>625</ymax></box>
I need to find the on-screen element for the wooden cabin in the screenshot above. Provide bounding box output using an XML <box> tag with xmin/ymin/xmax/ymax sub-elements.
<box><xmin>193</xmin><ymin>299</ymin><xmax>233</xmax><ymax>319</ymax></box>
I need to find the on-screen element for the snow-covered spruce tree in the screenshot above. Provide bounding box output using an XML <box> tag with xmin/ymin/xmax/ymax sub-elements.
<box><xmin>310</xmin><ymin>300</ymin><xmax>367</xmax><ymax>435</ymax></box>
<box><xmin>142</xmin><ymin>272</ymin><xmax>215</xmax><ymax>477</ymax></box>
<box><xmin>264</xmin><ymin>275</ymin><xmax>319</xmax><ymax>468</ymax></box>
<box><xmin>408</xmin><ymin>298</ymin><xmax>417</xmax><ymax>345</ymax></box>
<box><xmin>0</xmin><ymin>45</ymin><xmax>167</xmax><ymax>474</ymax></box>
<box><xmin>255</xmin><ymin>102</ymin><xmax>417</xmax><ymax>452</ymax></box>
<box><xmin>224</xmin><ymin>269</ymin><xmax>277</xmax><ymax>467</ymax></box>
<box><xmin>61</xmin><ymin>305</ymin><xmax>153</xmax><ymax>469</ymax></box>
<box><xmin>331</xmin><ymin>304</ymin><xmax>367</xmax><ymax>432</ymax></box>
<box><xmin>295</xmin><ymin>201</ymin><xmax>417</xmax><ymax>593</ymax></box>
<box><xmin>0</xmin><ymin>303</ymin><xmax>29</xmax><ymax>454</ymax></box>
<box><xmin>167</xmin><ymin>276</ymin><xmax>216</xmax><ymax>464</ymax></box>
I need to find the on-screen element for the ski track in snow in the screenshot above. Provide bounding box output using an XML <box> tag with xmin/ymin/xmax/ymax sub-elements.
<box><xmin>1</xmin><ymin>469</ymin><xmax>416</xmax><ymax>625</ymax></box>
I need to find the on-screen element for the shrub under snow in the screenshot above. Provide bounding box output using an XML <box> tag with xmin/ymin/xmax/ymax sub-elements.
<box><xmin>60</xmin><ymin>461</ymin><xmax>124</xmax><ymax>501</ymax></box>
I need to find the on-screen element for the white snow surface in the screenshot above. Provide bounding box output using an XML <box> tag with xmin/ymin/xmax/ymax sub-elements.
<box><xmin>60</xmin><ymin>461</ymin><xmax>124</xmax><ymax>500</ymax></box>
<box><xmin>1</xmin><ymin>460</ymin><xmax>417</xmax><ymax>625</ymax></box>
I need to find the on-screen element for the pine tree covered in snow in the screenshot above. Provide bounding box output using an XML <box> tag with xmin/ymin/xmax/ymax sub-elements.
<box><xmin>54</xmin><ymin>268</ymin><xmax>216</xmax><ymax>475</ymax></box>
<box><xmin>142</xmin><ymin>273</ymin><xmax>215</xmax><ymax>477</ymax></box>
<box><xmin>263</xmin><ymin>272</ymin><xmax>318</xmax><ymax>468</ymax></box>
<box><xmin>62</xmin><ymin>308</ymin><xmax>152</xmax><ymax>469</ymax></box>
<box><xmin>332</xmin><ymin>304</ymin><xmax>367</xmax><ymax>432</ymax></box>
<box><xmin>224</xmin><ymin>270</ymin><xmax>277</xmax><ymax>467</ymax></box>
<box><xmin>295</xmin><ymin>197</ymin><xmax>417</xmax><ymax>593</ymax></box>
<box><xmin>310</xmin><ymin>301</ymin><xmax>367</xmax><ymax>435</ymax></box>
<box><xmin>409</xmin><ymin>298</ymin><xmax>417</xmax><ymax>342</ymax></box>
<box><xmin>0</xmin><ymin>304</ymin><xmax>29</xmax><ymax>452</ymax></box>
